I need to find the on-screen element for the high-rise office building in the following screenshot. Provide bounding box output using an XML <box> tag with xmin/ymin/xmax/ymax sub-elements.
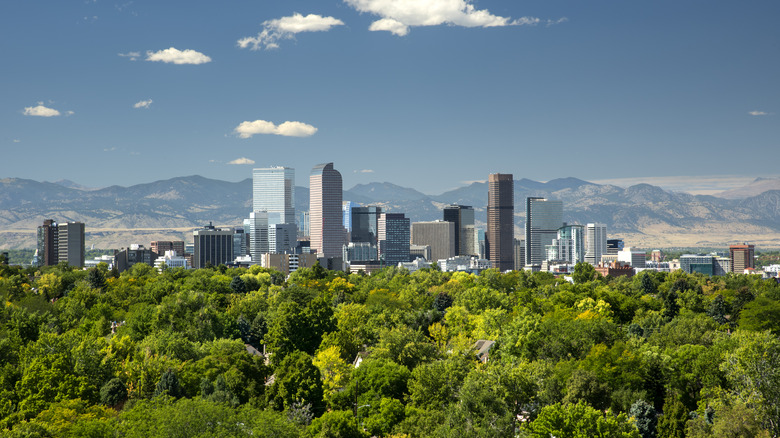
<box><xmin>193</xmin><ymin>223</ymin><xmax>234</xmax><ymax>269</ymax></box>
<box><xmin>269</xmin><ymin>223</ymin><xmax>297</xmax><ymax>254</ymax></box>
<box><xmin>36</xmin><ymin>219</ymin><xmax>85</xmax><ymax>267</ymax></box>
<box><xmin>584</xmin><ymin>223</ymin><xmax>607</xmax><ymax>266</ymax></box>
<box><xmin>252</xmin><ymin>167</ymin><xmax>295</xmax><ymax>225</ymax></box>
<box><xmin>310</xmin><ymin>163</ymin><xmax>344</xmax><ymax>258</ymax></box>
<box><xmin>58</xmin><ymin>222</ymin><xmax>85</xmax><ymax>267</ymax></box>
<box><xmin>343</xmin><ymin>201</ymin><xmax>359</xmax><ymax>235</ymax></box>
<box><xmin>37</xmin><ymin>219</ymin><xmax>58</xmax><ymax>267</ymax></box>
<box><xmin>378</xmin><ymin>213</ymin><xmax>410</xmax><ymax>265</ymax></box>
<box><xmin>525</xmin><ymin>197</ymin><xmax>563</xmax><ymax>267</ymax></box>
<box><xmin>411</xmin><ymin>220</ymin><xmax>455</xmax><ymax>263</ymax></box>
<box><xmin>248</xmin><ymin>212</ymin><xmax>269</xmax><ymax>261</ymax></box>
<box><xmin>351</xmin><ymin>206</ymin><xmax>382</xmax><ymax>244</ymax></box>
<box><xmin>729</xmin><ymin>244</ymin><xmax>755</xmax><ymax>273</ymax></box>
<box><xmin>514</xmin><ymin>238</ymin><xmax>525</xmax><ymax>271</ymax></box>
<box><xmin>487</xmin><ymin>174</ymin><xmax>515</xmax><ymax>271</ymax></box>
<box><xmin>443</xmin><ymin>205</ymin><xmax>475</xmax><ymax>256</ymax></box>
<box><xmin>546</xmin><ymin>224</ymin><xmax>585</xmax><ymax>264</ymax></box>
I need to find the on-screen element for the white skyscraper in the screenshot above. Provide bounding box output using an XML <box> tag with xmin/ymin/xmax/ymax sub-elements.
<box><xmin>585</xmin><ymin>223</ymin><xmax>607</xmax><ymax>266</ymax></box>
<box><xmin>252</xmin><ymin>167</ymin><xmax>295</xmax><ymax>225</ymax></box>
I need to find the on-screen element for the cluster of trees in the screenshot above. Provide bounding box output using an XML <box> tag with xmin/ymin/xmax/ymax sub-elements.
<box><xmin>1</xmin><ymin>259</ymin><xmax>780</xmax><ymax>437</ymax></box>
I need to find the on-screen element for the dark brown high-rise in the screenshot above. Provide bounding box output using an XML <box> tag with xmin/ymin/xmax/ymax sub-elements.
<box><xmin>487</xmin><ymin>173</ymin><xmax>514</xmax><ymax>271</ymax></box>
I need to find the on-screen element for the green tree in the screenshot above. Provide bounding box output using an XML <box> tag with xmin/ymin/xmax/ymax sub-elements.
<box><xmin>307</xmin><ymin>410</ymin><xmax>368</xmax><ymax>438</ymax></box>
<box><xmin>707</xmin><ymin>294</ymin><xmax>730</xmax><ymax>325</ymax></box>
<box><xmin>573</xmin><ymin>262</ymin><xmax>599</xmax><ymax>284</ymax></box>
<box><xmin>154</xmin><ymin>369</ymin><xmax>184</xmax><ymax>398</ymax></box>
<box><xmin>266</xmin><ymin>350</ymin><xmax>325</xmax><ymax>415</ymax></box>
<box><xmin>721</xmin><ymin>330</ymin><xmax>780</xmax><ymax>435</ymax></box>
<box><xmin>738</xmin><ymin>297</ymin><xmax>780</xmax><ymax>334</ymax></box>
<box><xmin>657</xmin><ymin>393</ymin><xmax>687</xmax><ymax>438</ymax></box>
<box><xmin>85</xmin><ymin>267</ymin><xmax>107</xmax><ymax>291</ymax></box>
<box><xmin>100</xmin><ymin>378</ymin><xmax>128</xmax><ymax>407</ymax></box>
<box><xmin>523</xmin><ymin>401</ymin><xmax>640</xmax><ymax>438</ymax></box>
<box><xmin>630</xmin><ymin>400</ymin><xmax>658</xmax><ymax>438</ymax></box>
<box><xmin>230</xmin><ymin>276</ymin><xmax>247</xmax><ymax>294</ymax></box>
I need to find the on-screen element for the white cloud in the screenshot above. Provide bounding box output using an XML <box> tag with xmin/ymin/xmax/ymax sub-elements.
<box><xmin>228</xmin><ymin>157</ymin><xmax>256</xmax><ymax>165</ymax></box>
<box><xmin>118</xmin><ymin>51</ymin><xmax>141</xmax><ymax>61</ymax></box>
<box><xmin>749</xmin><ymin>110</ymin><xmax>769</xmax><ymax>116</ymax></box>
<box><xmin>23</xmin><ymin>104</ymin><xmax>61</xmax><ymax>117</ymax></box>
<box><xmin>103</xmin><ymin>147</ymin><xmax>117</xmax><ymax>152</ymax></box>
<box><xmin>354</xmin><ymin>169</ymin><xmax>375</xmax><ymax>173</ymax></box>
<box><xmin>238</xmin><ymin>13</ymin><xmax>345</xmax><ymax>50</ymax></box>
<box><xmin>234</xmin><ymin>119</ymin><xmax>318</xmax><ymax>138</ymax></box>
<box><xmin>369</xmin><ymin>18</ymin><xmax>409</xmax><ymax>36</ymax></box>
<box><xmin>344</xmin><ymin>0</ymin><xmax>551</xmax><ymax>35</ymax></box>
<box><xmin>133</xmin><ymin>99</ymin><xmax>153</xmax><ymax>109</ymax></box>
<box><xmin>13</xmin><ymin>139</ymin><xmax>21</xmax><ymax>143</ymax></box>
<box><xmin>145</xmin><ymin>47</ymin><xmax>212</xmax><ymax>64</ymax></box>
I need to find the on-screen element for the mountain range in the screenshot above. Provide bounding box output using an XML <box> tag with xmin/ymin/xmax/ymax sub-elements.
<box><xmin>2</xmin><ymin>176</ymin><xmax>780</xmax><ymax>250</ymax></box>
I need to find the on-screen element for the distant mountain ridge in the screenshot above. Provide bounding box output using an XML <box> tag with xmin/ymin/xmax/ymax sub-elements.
<box><xmin>2</xmin><ymin>175</ymin><xmax>780</xmax><ymax>249</ymax></box>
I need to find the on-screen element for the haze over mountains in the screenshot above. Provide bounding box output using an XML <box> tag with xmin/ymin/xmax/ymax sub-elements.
<box><xmin>2</xmin><ymin>176</ymin><xmax>780</xmax><ymax>250</ymax></box>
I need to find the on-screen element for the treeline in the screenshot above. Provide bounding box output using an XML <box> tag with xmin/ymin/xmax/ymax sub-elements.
<box><xmin>1</xmin><ymin>261</ymin><xmax>780</xmax><ymax>437</ymax></box>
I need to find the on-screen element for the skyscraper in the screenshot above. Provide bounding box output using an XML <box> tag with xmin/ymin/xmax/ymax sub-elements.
<box><xmin>351</xmin><ymin>206</ymin><xmax>382</xmax><ymax>244</ymax></box>
<box><xmin>253</xmin><ymin>167</ymin><xmax>295</xmax><ymax>225</ymax></box>
<box><xmin>248</xmin><ymin>212</ymin><xmax>269</xmax><ymax>261</ymax></box>
<box><xmin>378</xmin><ymin>213</ymin><xmax>410</xmax><ymax>265</ymax></box>
<box><xmin>58</xmin><ymin>222</ymin><xmax>85</xmax><ymax>267</ymax></box>
<box><xmin>729</xmin><ymin>244</ymin><xmax>755</xmax><ymax>273</ymax></box>
<box><xmin>343</xmin><ymin>201</ymin><xmax>359</xmax><ymax>235</ymax></box>
<box><xmin>37</xmin><ymin>219</ymin><xmax>85</xmax><ymax>267</ymax></box>
<box><xmin>443</xmin><ymin>205</ymin><xmax>475</xmax><ymax>256</ymax></box>
<box><xmin>310</xmin><ymin>163</ymin><xmax>344</xmax><ymax>258</ymax></box>
<box><xmin>37</xmin><ymin>219</ymin><xmax>58</xmax><ymax>267</ymax></box>
<box><xmin>585</xmin><ymin>223</ymin><xmax>607</xmax><ymax>266</ymax></box>
<box><xmin>525</xmin><ymin>197</ymin><xmax>563</xmax><ymax>267</ymax></box>
<box><xmin>546</xmin><ymin>224</ymin><xmax>585</xmax><ymax>265</ymax></box>
<box><xmin>487</xmin><ymin>173</ymin><xmax>514</xmax><ymax>272</ymax></box>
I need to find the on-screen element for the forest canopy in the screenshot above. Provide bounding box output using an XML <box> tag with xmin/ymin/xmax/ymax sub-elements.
<box><xmin>1</xmin><ymin>260</ymin><xmax>779</xmax><ymax>437</ymax></box>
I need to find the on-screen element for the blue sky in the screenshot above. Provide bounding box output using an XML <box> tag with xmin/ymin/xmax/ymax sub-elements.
<box><xmin>1</xmin><ymin>0</ymin><xmax>778</xmax><ymax>195</ymax></box>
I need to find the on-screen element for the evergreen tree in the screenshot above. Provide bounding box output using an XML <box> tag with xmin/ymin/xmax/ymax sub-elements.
<box><xmin>154</xmin><ymin>369</ymin><xmax>184</xmax><ymax>399</ymax></box>
<box><xmin>630</xmin><ymin>399</ymin><xmax>658</xmax><ymax>438</ymax></box>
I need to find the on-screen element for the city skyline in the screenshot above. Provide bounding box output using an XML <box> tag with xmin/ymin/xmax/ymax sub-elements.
<box><xmin>2</xmin><ymin>1</ymin><xmax>778</xmax><ymax>195</ymax></box>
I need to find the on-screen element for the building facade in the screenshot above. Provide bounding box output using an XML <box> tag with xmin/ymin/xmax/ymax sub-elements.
<box><xmin>151</xmin><ymin>241</ymin><xmax>186</xmax><ymax>258</ymax></box>
<box><xmin>378</xmin><ymin>213</ymin><xmax>410</xmax><ymax>265</ymax></box>
<box><xmin>351</xmin><ymin>206</ymin><xmax>382</xmax><ymax>244</ymax></box>
<box><xmin>36</xmin><ymin>219</ymin><xmax>59</xmax><ymax>267</ymax></box>
<box><xmin>253</xmin><ymin>166</ymin><xmax>295</xmax><ymax>225</ymax></box>
<box><xmin>585</xmin><ymin>223</ymin><xmax>607</xmax><ymax>266</ymax></box>
<box><xmin>193</xmin><ymin>223</ymin><xmax>234</xmax><ymax>268</ymax></box>
<box><xmin>525</xmin><ymin>197</ymin><xmax>563</xmax><ymax>267</ymax></box>
<box><xmin>411</xmin><ymin>220</ymin><xmax>456</xmax><ymax>263</ymax></box>
<box><xmin>443</xmin><ymin>205</ymin><xmax>476</xmax><ymax>256</ymax></box>
<box><xmin>730</xmin><ymin>244</ymin><xmax>755</xmax><ymax>273</ymax></box>
<box><xmin>310</xmin><ymin>163</ymin><xmax>344</xmax><ymax>258</ymax></box>
<box><xmin>58</xmin><ymin>222</ymin><xmax>85</xmax><ymax>268</ymax></box>
<box><xmin>487</xmin><ymin>174</ymin><xmax>515</xmax><ymax>271</ymax></box>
